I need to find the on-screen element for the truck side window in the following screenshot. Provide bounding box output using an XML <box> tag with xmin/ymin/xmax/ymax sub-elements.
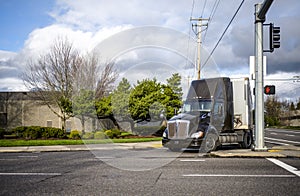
<box><xmin>214</xmin><ymin>103</ymin><xmax>223</xmax><ymax>116</ymax></box>
<box><xmin>218</xmin><ymin>104</ymin><xmax>223</xmax><ymax>115</ymax></box>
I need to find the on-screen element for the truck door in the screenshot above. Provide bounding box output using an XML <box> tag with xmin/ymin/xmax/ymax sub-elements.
<box><xmin>212</xmin><ymin>101</ymin><xmax>225</xmax><ymax>131</ymax></box>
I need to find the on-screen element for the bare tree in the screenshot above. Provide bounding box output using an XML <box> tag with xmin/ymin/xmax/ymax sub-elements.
<box><xmin>72</xmin><ymin>53</ymin><xmax>117</xmax><ymax>133</ymax></box>
<box><xmin>95</xmin><ymin>61</ymin><xmax>118</xmax><ymax>99</ymax></box>
<box><xmin>23</xmin><ymin>37</ymin><xmax>118</xmax><ymax>132</ymax></box>
<box><xmin>23</xmin><ymin>38</ymin><xmax>81</xmax><ymax>131</ymax></box>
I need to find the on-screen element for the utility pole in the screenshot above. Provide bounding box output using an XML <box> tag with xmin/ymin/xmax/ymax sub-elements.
<box><xmin>254</xmin><ymin>0</ymin><xmax>274</xmax><ymax>151</ymax></box>
<box><xmin>190</xmin><ymin>18</ymin><xmax>209</xmax><ymax>80</ymax></box>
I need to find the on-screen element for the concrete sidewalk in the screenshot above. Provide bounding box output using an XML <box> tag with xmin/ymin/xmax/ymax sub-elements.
<box><xmin>0</xmin><ymin>142</ymin><xmax>299</xmax><ymax>158</ymax></box>
<box><xmin>210</xmin><ymin>145</ymin><xmax>300</xmax><ymax>158</ymax></box>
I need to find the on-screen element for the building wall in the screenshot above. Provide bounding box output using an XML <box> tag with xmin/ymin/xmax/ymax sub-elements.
<box><xmin>0</xmin><ymin>92</ymin><xmax>81</xmax><ymax>131</ymax></box>
<box><xmin>0</xmin><ymin>92</ymin><xmax>118</xmax><ymax>132</ymax></box>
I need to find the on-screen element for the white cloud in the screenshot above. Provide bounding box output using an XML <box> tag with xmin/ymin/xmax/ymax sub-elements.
<box><xmin>0</xmin><ymin>77</ymin><xmax>27</xmax><ymax>92</ymax></box>
<box><xmin>0</xmin><ymin>50</ymin><xmax>17</xmax><ymax>61</ymax></box>
<box><xmin>21</xmin><ymin>24</ymin><xmax>132</xmax><ymax>58</ymax></box>
<box><xmin>0</xmin><ymin>0</ymin><xmax>299</xmax><ymax>101</ymax></box>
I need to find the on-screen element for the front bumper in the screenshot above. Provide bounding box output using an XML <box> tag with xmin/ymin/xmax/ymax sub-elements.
<box><xmin>162</xmin><ymin>137</ymin><xmax>204</xmax><ymax>149</ymax></box>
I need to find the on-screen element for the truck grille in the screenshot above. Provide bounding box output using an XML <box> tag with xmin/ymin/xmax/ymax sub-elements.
<box><xmin>167</xmin><ymin>120</ymin><xmax>190</xmax><ymax>139</ymax></box>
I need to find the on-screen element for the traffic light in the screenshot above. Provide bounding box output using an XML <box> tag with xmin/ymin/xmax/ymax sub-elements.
<box><xmin>264</xmin><ymin>85</ymin><xmax>275</xmax><ymax>95</ymax></box>
<box><xmin>270</xmin><ymin>23</ymin><xmax>280</xmax><ymax>52</ymax></box>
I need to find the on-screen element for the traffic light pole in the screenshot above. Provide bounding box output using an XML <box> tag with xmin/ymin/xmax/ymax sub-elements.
<box><xmin>254</xmin><ymin>0</ymin><xmax>273</xmax><ymax>151</ymax></box>
<box><xmin>254</xmin><ymin>3</ymin><xmax>267</xmax><ymax>151</ymax></box>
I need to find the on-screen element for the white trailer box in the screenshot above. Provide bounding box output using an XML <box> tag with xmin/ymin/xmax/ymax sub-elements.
<box><xmin>231</xmin><ymin>78</ymin><xmax>253</xmax><ymax>130</ymax></box>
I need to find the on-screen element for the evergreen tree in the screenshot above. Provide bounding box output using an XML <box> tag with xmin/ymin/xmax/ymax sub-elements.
<box><xmin>166</xmin><ymin>73</ymin><xmax>183</xmax><ymax>100</ymax></box>
<box><xmin>297</xmin><ymin>99</ymin><xmax>300</xmax><ymax>110</ymax></box>
<box><xmin>290</xmin><ymin>102</ymin><xmax>296</xmax><ymax>111</ymax></box>
<box><xmin>111</xmin><ymin>78</ymin><xmax>132</xmax><ymax>121</ymax></box>
<box><xmin>129</xmin><ymin>78</ymin><xmax>182</xmax><ymax>121</ymax></box>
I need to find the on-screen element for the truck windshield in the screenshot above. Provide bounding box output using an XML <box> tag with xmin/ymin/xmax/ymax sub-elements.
<box><xmin>182</xmin><ymin>100</ymin><xmax>212</xmax><ymax>113</ymax></box>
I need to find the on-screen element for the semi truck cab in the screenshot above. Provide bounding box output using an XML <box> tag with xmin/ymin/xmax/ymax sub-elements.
<box><xmin>162</xmin><ymin>77</ymin><xmax>253</xmax><ymax>152</ymax></box>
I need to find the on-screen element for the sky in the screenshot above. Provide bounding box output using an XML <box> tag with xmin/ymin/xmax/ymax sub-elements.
<box><xmin>0</xmin><ymin>0</ymin><xmax>299</xmax><ymax>102</ymax></box>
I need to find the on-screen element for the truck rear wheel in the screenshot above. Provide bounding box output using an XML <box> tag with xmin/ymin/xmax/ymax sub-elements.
<box><xmin>241</xmin><ymin>131</ymin><xmax>253</xmax><ymax>149</ymax></box>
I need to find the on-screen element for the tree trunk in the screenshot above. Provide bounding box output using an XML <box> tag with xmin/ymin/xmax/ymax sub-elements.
<box><xmin>81</xmin><ymin>115</ymin><xmax>85</xmax><ymax>134</ymax></box>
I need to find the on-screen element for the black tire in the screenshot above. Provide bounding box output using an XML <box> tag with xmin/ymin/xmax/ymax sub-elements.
<box><xmin>241</xmin><ymin>131</ymin><xmax>253</xmax><ymax>149</ymax></box>
<box><xmin>202</xmin><ymin>133</ymin><xmax>218</xmax><ymax>153</ymax></box>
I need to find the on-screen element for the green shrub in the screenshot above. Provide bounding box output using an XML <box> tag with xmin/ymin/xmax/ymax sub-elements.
<box><xmin>120</xmin><ymin>132</ymin><xmax>134</xmax><ymax>137</ymax></box>
<box><xmin>104</xmin><ymin>130</ymin><xmax>113</xmax><ymax>138</ymax></box>
<box><xmin>13</xmin><ymin>126</ymin><xmax>27</xmax><ymax>137</ymax></box>
<box><xmin>69</xmin><ymin>130</ymin><xmax>81</xmax><ymax>139</ymax></box>
<box><xmin>41</xmin><ymin>127</ymin><xmax>66</xmax><ymax>139</ymax></box>
<box><xmin>23</xmin><ymin>126</ymin><xmax>42</xmax><ymax>139</ymax></box>
<box><xmin>111</xmin><ymin>129</ymin><xmax>121</xmax><ymax>138</ymax></box>
<box><xmin>104</xmin><ymin>129</ymin><xmax>121</xmax><ymax>139</ymax></box>
<box><xmin>94</xmin><ymin>131</ymin><xmax>107</xmax><ymax>139</ymax></box>
<box><xmin>82</xmin><ymin>132</ymin><xmax>94</xmax><ymax>139</ymax></box>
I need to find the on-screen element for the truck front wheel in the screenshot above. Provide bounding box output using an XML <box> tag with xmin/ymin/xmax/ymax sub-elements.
<box><xmin>202</xmin><ymin>133</ymin><xmax>218</xmax><ymax>153</ymax></box>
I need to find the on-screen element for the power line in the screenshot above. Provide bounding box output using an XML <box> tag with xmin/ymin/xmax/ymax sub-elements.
<box><xmin>200</xmin><ymin>0</ymin><xmax>207</xmax><ymax>17</ymax></box>
<box><xmin>190</xmin><ymin>0</ymin><xmax>195</xmax><ymax>18</ymax></box>
<box><xmin>202</xmin><ymin>0</ymin><xmax>245</xmax><ymax>69</ymax></box>
<box><xmin>203</xmin><ymin>0</ymin><xmax>221</xmax><ymax>43</ymax></box>
<box><xmin>209</xmin><ymin>0</ymin><xmax>221</xmax><ymax>20</ymax></box>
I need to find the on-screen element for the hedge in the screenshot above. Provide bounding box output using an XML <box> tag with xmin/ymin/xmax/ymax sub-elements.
<box><xmin>11</xmin><ymin>126</ymin><xmax>66</xmax><ymax>139</ymax></box>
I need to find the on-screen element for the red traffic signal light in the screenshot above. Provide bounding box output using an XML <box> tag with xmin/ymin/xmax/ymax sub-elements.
<box><xmin>264</xmin><ymin>85</ymin><xmax>275</xmax><ymax>95</ymax></box>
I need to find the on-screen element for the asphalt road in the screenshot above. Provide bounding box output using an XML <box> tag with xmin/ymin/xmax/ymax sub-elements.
<box><xmin>265</xmin><ymin>128</ymin><xmax>300</xmax><ymax>147</ymax></box>
<box><xmin>0</xmin><ymin>150</ymin><xmax>299</xmax><ymax>195</ymax></box>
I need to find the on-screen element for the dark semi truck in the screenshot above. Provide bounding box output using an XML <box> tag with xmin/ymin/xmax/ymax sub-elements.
<box><xmin>162</xmin><ymin>77</ymin><xmax>253</xmax><ymax>152</ymax></box>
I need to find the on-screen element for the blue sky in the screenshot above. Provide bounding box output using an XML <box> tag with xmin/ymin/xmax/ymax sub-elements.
<box><xmin>0</xmin><ymin>0</ymin><xmax>55</xmax><ymax>52</ymax></box>
<box><xmin>0</xmin><ymin>0</ymin><xmax>299</xmax><ymax>101</ymax></box>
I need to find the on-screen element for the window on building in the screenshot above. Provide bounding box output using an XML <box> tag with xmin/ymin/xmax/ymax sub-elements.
<box><xmin>66</xmin><ymin>120</ymin><xmax>72</xmax><ymax>133</ymax></box>
<box><xmin>46</xmin><ymin>120</ymin><xmax>52</xmax><ymax>127</ymax></box>
<box><xmin>0</xmin><ymin>113</ymin><xmax>7</xmax><ymax>126</ymax></box>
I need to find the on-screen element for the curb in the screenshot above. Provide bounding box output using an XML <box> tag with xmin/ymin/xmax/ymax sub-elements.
<box><xmin>0</xmin><ymin>141</ymin><xmax>163</xmax><ymax>153</ymax></box>
<box><xmin>209</xmin><ymin>145</ymin><xmax>300</xmax><ymax>158</ymax></box>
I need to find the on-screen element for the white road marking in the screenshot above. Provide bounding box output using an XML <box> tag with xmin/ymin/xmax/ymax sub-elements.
<box><xmin>95</xmin><ymin>156</ymin><xmax>115</xmax><ymax>159</ymax></box>
<box><xmin>180</xmin><ymin>159</ymin><xmax>206</xmax><ymax>162</ymax></box>
<box><xmin>267</xmin><ymin>158</ymin><xmax>300</xmax><ymax>177</ymax></box>
<box><xmin>264</xmin><ymin>140</ymin><xmax>289</xmax><ymax>146</ymax></box>
<box><xmin>0</xmin><ymin>159</ymin><xmax>19</xmax><ymax>161</ymax></box>
<box><xmin>18</xmin><ymin>156</ymin><xmax>39</xmax><ymax>158</ymax></box>
<box><xmin>270</xmin><ymin>133</ymin><xmax>278</xmax><ymax>135</ymax></box>
<box><xmin>0</xmin><ymin>173</ymin><xmax>61</xmax><ymax>176</ymax></box>
<box><xmin>266</xmin><ymin>130</ymin><xmax>300</xmax><ymax>134</ymax></box>
<box><xmin>183</xmin><ymin>174</ymin><xmax>295</xmax><ymax>177</ymax></box>
<box><xmin>264</xmin><ymin>137</ymin><xmax>300</xmax><ymax>145</ymax></box>
<box><xmin>286</xmin><ymin>134</ymin><xmax>295</xmax><ymax>137</ymax></box>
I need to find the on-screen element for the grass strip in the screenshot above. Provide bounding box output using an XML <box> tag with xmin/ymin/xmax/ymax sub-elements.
<box><xmin>0</xmin><ymin>137</ymin><xmax>162</xmax><ymax>147</ymax></box>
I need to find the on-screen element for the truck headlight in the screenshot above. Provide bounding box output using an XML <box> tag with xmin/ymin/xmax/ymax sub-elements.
<box><xmin>191</xmin><ymin>132</ymin><xmax>203</xmax><ymax>139</ymax></box>
<box><xmin>162</xmin><ymin>131</ymin><xmax>167</xmax><ymax>138</ymax></box>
